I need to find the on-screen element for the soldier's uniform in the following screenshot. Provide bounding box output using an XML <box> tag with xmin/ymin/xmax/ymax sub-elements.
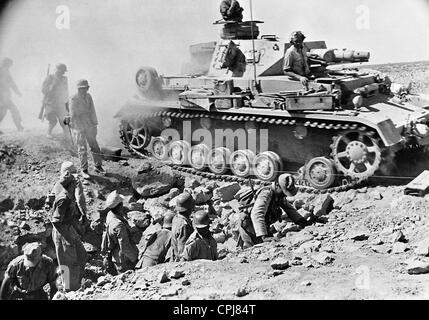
<box><xmin>69</xmin><ymin>79</ymin><xmax>103</xmax><ymax>174</ymax></box>
<box><xmin>220</xmin><ymin>0</ymin><xmax>243</xmax><ymax>22</ymax></box>
<box><xmin>0</xmin><ymin>58</ymin><xmax>23</xmax><ymax>131</ymax></box>
<box><xmin>138</xmin><ymin>229</ymin><xmax>173</xmax><ymax>267</ymax></box>
<box><xmin>181</xmin><ymin>230</ymin><xmax>218</xmax><ymax>261</ymax></box>
<box><xmin>283</xmin><ymin>45</ymin><xmax>311</xmax><ymax>77</ymax></box>
<box><xmin>171</xmin><ymin>213</ymin><xmax>194</xmax><ymax>260</ymax></box>
<box><xmin>41</xmin><ymin>63</ymin><xmax>69</xmax><ymax>137</ymax></box>
<box><xmin>1</xmin><ymin>243</ymin><xmax>57</xmax><ymax>300</ymax></box>
<box><xmin>51</xmin><ymin>172</ymin><xmax>88</xmax><ymax>292</ymax></box>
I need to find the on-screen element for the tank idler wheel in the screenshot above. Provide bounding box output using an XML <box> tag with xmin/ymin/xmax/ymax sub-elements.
<box><xmin>168</xmin><ymin>140</ymin><xmax>191</xmax><ymax>165</ymax></box>
<box><xmin>331</xmin><ymin>130</ymin><xmax>381</xmax><ymax>180</ymax></box>
<box><xmin>123</xmin><ymin>120</ymin><xmax>151</xmax><ymax>152</ymax></box>
<box><xmin>149</xmin><ymin>136</ymin><xmax>169</xmax><ymax>160</ymax></box>
<box><xmin>230</xmin><ymin>149</ymin><xmax>255</xmax><ymax>178</ymax></box>
<box><xmin>189</xmin><ymin>144</ymin><xmax>210</xmax><ymax>171</ymax></box>
<box><xmin>253</xmin><ymin>151</ymin><xmax>283</xmax><ymax>181</ymax></box>
<box><xmin>305</xmin><ymin>156</ymin><xmax>337</xmax><ymax>189</ymax></box>
<box><xmin>207</xmin><ymin>147</ymin><xmax>231</xmax><ymax>175</ymax></box>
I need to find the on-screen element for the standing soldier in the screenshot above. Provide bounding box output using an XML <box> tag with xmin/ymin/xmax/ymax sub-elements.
<box><xmin>50</xmin><ymin>164</ymin><xmax>88</xmax><ymax>291</ymax></box>
<box><xmin>181</xmin><ymin>210</ymin><xmax>218</xmax><ymax>262</ymax></box>
<box><xmin>41</xmin><ymin>63</ymin><xmax>69</xmax><ymax>138</ymax></box>
<box><xmin>171</xmin><ymin>192</ymin><xmax>195</xmax><ymax>260</ymax></box>
<box><xmin>283</xmin><ymin>31</ymin><xmax>311</xmax><ymax>88</ymax></box>
<box><xmin>220</xmin><ymin>0</ymin><xmax>244</xmax><ymax>22</ymax></box>
<box><xmin>0</xmin><ymin>57</ymin><xmax>24</xmax><ymax>132</ymax></box>
<box><xmin>101</xmin><ymin>191</ymin><xmax>139</xmax><ymax>274</ymax></box>
<box><xmin>65</xmin><ymin>79</ymin><xmax>105</xmax><ymax>179</ymax></box>
<box><xmin>0</xmin><ymin>242</ymin><xmax>58</xmax><ymax>300</ymax></box>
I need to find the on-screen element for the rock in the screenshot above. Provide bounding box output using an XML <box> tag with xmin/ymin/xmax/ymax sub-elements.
<box><xmin>300</xmin><ymin>281</ymin><xmax>312</xmax><ymax>286</ymax></box>
<box><xmin>52</xmin><ymin>291</ymin><xmax>68</xmax><ymax>300</ymax></box>
<box><xmin>415</xmin><ymin>238</ymin><xmax>429</xmax><ymax>256</ymax></box>
<box><xmin>296</xmin><ymin>240</ymin><xmax>321</xmax><ymax>254</ymax></box>
<box><xmin>83</xmin><ymin>287</ymin><xmax>94</xmax><ymax>295</ymax></box>
<box><xmin>407</xmin><ymin>260</ymin><xmax>429</xmax><ymax>274</ymax></box>
<box><xmin>169</xmin><ymin>269</ymin><xmax>185</xmax><ymax>279</ymax></box>
<box><xmin>119</xmin><ymin>160</ymin><xmax>129</xmax><ymax>166</ymax></box>
<box><xmin>96</xmin><ymin>275</ymin><xmax>111</xmax><ymax>287</ymax></box>
<box><xmin>380</xmin><ymin>227</ymin><xmax>394</xmax><ymax>237</ymax></box>
<box><xmin>257</xmin><ymin>254</ymin><xmax>270</xmax><ymax>261</ymax></box>
<box><xmin>371</xmin><ymin>238</ymin><xmax>383</xmax><ymax>245</ymax></box>
<box><xmin>168</xmin><ymin>188</ymin><xmax>180</xmax><ymax>200</ymax></box>
<box><xmin>182</xmin><ymin>279</ymin><xmax>191</xmax><ymax>286</ymax></box>
<box><xmin>272</xmin><ymin>270</ymin><xmax>284</xmax><ymax>276</ymax></box>
<box><xmin>371</xmin><ymin>245</ymin><xmax>391</xmax><ymax>254</ymax></box>
<box><xmin>213</xmin><ymin>182</ymin><xmax>241</xmax><ymax>201</ymax></box>
<box><xmin>312</xmin><ymin>194</ymin><xmax>334</xmax><ymax>217</ymax></box>
<box><xmin>134</xmin><ymin>279</ymin><xmax>148</xmax><ymax>290</ymax></box>
<box><xmin>213</xmin><ymin>232</ymin><xmax>226</xmax><ymax>244</ymax></box>
<box><xmin>0</xmin><ymin>196</ymin><xmax>14</xmax><ymax>212</ymax></box>
<box><xmin>161</xmin><ymin>287</ymin><xmax>179</xmax><ymax>297</ymax></box>
<box><xmin>348</xmin><ymin>231</ymin><xmax>369</xmax><ymax>241</ymax></box>
<box><xmin>272</xmin><ymin>221</ymin><xmax>288</xmax><ymax>233</ymax></box>
<box><xmin>235</xmin><ymin>287</ymin><xmax>249</xmax><ymax>297</ymax></box>
<box><xmin>127</xmin><ymin>202</ymin><xmax>144</xmax><ymax>212</ymax></box>
<box><xmin>312</xmin><ymin>252</ymin><xmax>333</xmax><ymax>265</ymax></box>
<box><xmin>137</xmin><ymin>162</ymin><xmax>152</xmax><ymax>174</ymax></box>
<box><xmin>391</xmin><ymin>231</ymin><xmax>406</xmax><ymax>243</ymax></box>
<box><xmin>19</xmin><ymin>222</ymin><xmax>30</xmax><ymax>231</ymax></box>
<box><xmin>334</xmin><ymin>189</ymin><xmax>357</xmax><ymax>209</ymax></box>
<box><xmin>168</xmin><ymin>195</ymin><xmax>181</xmax><ymax>209</ymax></box>
<box><xmin>369</xmin><ymin>190</ymin><xmax>382</xmax><ymax>200</ymax></box>
<box><xmin>132</xmin><ymin>166</ymin><xmax>177</xmax><ymax>197</ymax></box>
<box><xmin>270</xmin><ymin>258</ymin><xmax>290</xmax><ymax>270</ymax></box>
<box><xmin>291</xmin><ymin>233</ymin><xmax>314</xmax><ymax>247</ymax></box>
<box><xmin>205</xmin><ymin>180</ymin><xmax>218</xmax><ymax>191</ymax></box>
<box><xmin>158</xmin><ymin>270</ymin><xmax>170</xmax><ymax>283</ymax></box>
<box><xmin>193</xmin><ymin>186</ymin><xmax>212</xmax><ymax>205</ymax></box>
<box><xmin>293</xmin><ymin>199</ymin><xmax>305</xmax><ymax>210</ymax></box>
<box><xmin>392</xmin><ymin>242</ymin><xmax>409</xmax><ymax>254</ymax></box>
<box><xmin>184</xmin><ymin>177</ymin><xmax>200</xmax><ymax>189</ymax></box>
<box><xmin>128</xmin><ymin>211</ymin><xmax>151</xmax><ymax>229</ymax></box>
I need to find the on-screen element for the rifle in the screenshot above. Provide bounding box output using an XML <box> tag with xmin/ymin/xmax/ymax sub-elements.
<box><xmin>38</xmin><ymin>64</ymin><xmax>50</xmax><ymax>121</ymax></box>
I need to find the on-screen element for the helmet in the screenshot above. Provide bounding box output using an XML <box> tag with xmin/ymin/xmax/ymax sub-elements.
<box><xmin>77</xmin><ymin>79</ymin><xmax>90</xmax><ymax>88</ymax></box>
<box><xmin>277</xmin><ymin>173</ymin><xmax>297</xmax><ymax>197</ymax></box>
<box><xmin>23</xmin><ymin>242</ymin><xmax>42</xmax><ymax>267</ymax></box>
<box><xmin>56</xmin><ymin>63</ymin><xmax>67</xmax><ymax>72</ymax></box>
<box><xmin>60</xmin><ymin>161</ymin><xmax>77</xmax><ymax>175</ymax></box>
<box><xmin>193</xmin><ymin>210</ymin><xmax>210</xmax><ymax>228</ymax></box>
<box><xmin>163</xmin><ymin>211</ymin><xmax>176</xmax><ymax>228</ymax></box>
<box><xmin>290</xmin><ymin>31</ymin><xmax>306</xmax><ymax>43</ymax></box>
<box><xmin>175</xmin><ymin>192</ymin><xmax>195</xmax><ymax>213</ymax></box>
<box><xmin>104</xmin><ymin>190</ymin><xmax>124</xmax><ymax>210</ymax></box>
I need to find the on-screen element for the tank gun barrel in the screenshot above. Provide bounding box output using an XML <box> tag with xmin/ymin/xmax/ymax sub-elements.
<box><xmin>309</xmin><ymin>48</ymin><xmax>370</xmax><ymax>63</ymax></box>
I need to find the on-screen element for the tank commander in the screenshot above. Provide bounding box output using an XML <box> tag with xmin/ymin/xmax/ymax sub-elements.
<box><xmin>0</xmin><ymin>242</ymin><xmax>58</xmax><ymax>300</ymax></box>
<box><xmin>41</xmin><ymin>63</ymin><xmax>70</xmax><ymax>139</ymax></box>
<box><xmin>236</xmin><ymin>173</ymin><xmax>315</xmax><ymax>249</ymax></box>
<box><xmin>220</xmin><ymin>0</ymin><xmax>244</xmax><ymax>22</ymax></box>
<box><xmin>283</xmin><ymin>31</ymin><xmax>311</xmax><ymax>88</ymax></box>
<box><xmin>0</xmin><ymin>57</ymin><xmax>24</xmax><ymax>132</ymax></box>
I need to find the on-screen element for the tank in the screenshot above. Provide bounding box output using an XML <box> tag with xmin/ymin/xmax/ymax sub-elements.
<box><xmin>115</xmin><ymin>19</ymin><xmax>429</xmax><ymax>190</ymax></box>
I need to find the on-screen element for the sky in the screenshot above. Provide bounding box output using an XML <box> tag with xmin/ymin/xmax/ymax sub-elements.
<box><xmin>0</xmin><ymin>0</ymin><xmax>428</xmax><ymax>143</ymax></box>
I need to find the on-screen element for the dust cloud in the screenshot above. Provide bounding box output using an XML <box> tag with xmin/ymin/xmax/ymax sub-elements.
<box><xmin>0</xmin><ymin>0</ymin><xmax>428</xmax><ymax>147</ymax></box>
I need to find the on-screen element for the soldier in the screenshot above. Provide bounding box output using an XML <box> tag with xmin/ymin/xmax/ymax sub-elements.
<box><xmin>0</xmin><ymin>57</ymin><xmax>24</xmax><ymax>132</ymax></box>
<box><xmin>101</xmin><ymin>191</ymin><xmax>139</xmax><ymax>274</ymax></box>
<box><xmin>136</xmin><ymin>211</ymin><xmax>176</xmax><ymax>268</ymax></box>
<box><xmin>181</xmin><ymin>210</ymin><xmax>218</xmax><ymax>262</ymax></box>
<box><xmin>237</xmin><ymin>173</ymin><xmax>313</xmax><ymax>249</ymax></box>
<box><xmin>41</xmin><ymin>63</ymin><xmax>69</xmax><ymax>138</ymax></box>
<box><xmin>283</xmin><ymin>31</ymin><xmax>311</xmax><ymax>88</ymax></box>
<box><xmin>220</xmin><ymin>0</ymin><xmax>244</xmax><ymax>22</ymax></box>
<box><xmin>50</xmin><ymin>165</ymin><xmax>88</xmax><ymax>291</ymax></box>
<box><xmin>65</xmin><ymin>79</ymin><xmax>105</xmax><ymax>179</ymax></box>
<box><xmin>171</xmin><ymin>192</ymin><xmax>195</xmax><ymax>260</ymax></box>
<box><xmin>0</xmin><ymin>242</ymin><xmax>58</xmax><ymax>300</ymax></box>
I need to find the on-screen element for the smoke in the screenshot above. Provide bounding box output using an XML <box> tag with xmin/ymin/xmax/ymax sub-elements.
<box><xmin>0</xmin><ymin>0</ymin><xmax>428</xmax><ymax>146</ymax></box>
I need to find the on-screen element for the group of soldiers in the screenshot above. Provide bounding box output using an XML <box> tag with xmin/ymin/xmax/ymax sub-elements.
<box><xmin>0</xmin><ymin>159</ymin><xmax>316</xmax><ymax>300</ymax></box>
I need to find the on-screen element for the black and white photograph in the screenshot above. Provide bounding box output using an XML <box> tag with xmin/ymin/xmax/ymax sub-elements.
<box><xmin>1</xmin><ymin>0</ymin><xmax>429</xmax><ymax>307</ymax></box>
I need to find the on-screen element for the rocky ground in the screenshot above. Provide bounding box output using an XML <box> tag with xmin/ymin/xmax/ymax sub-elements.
<box><xmin>1</xmin><ymin>62</ymin><xmax>429</xmax><ymax>300</ymax></box>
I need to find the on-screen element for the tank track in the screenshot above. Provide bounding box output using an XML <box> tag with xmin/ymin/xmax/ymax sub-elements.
<box><xmin>119</xmin><ymin>109</ymin><xmax>371</xmax><ymax>194</ymax></box>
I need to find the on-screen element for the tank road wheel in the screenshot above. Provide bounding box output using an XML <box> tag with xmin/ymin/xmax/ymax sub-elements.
<box><xmin>331</xmin><ymin>130</ymin><xmax>381</xmax><ymax>180</ymax></box>
<box><xmin>188</xmin><ymin>144</ymin><xmax>210</xmax><ymax>171</ymax></box>
<box><xmin>305</xmin><ymin>157</ymin><xmax>337</xmax><ymax>189</ymax></box>
<box><xmin>168</xmin><ymin>140</ymin><xmax>191</xmax><ymax>165</ymax></box>
<box><xmin>135</xmin><ymin>66</ymin><xmax>162</xmax><ymax>98</ymax></box>
<box><xmin>207</xmin><ymin>147</ymin><xmax>231</xmax><ymax>175</ymax></box>
<box><xmin>120</xmin><ymin>120</ymin><xmax>151</xmax><ymax>155</ymax></box>
<box><xmin>230</xmin><ymin>150</ymin><xmax>255</xmax><ymax>178</ymax></box>
<box><xmin>253</xmin><ymin>151</ymin><xmax>283</xmax><ymax>181</ymax></box>
<box><xmin>149</xmin><ymin>136</ymin><xmax>169</xmax><ymax>160</ymax></box>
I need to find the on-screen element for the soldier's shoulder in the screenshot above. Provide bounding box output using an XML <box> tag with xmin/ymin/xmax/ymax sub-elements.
<box><xmin>41</xmin><ymin>254</ymin><xmax>55</xmax><ymax>265</ymax></box>
<box><xmin>8</xmin><ymin>255</ymin><xmax>25</xmax><ymax>267</ymax></box>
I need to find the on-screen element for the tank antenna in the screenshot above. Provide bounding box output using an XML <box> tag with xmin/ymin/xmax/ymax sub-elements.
<box><xmin>249</xmin><ymin>0</ymin><xmax>260</xmax><ymax>92</ymax></box>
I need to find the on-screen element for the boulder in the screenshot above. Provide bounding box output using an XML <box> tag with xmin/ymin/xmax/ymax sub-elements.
<box><xmin>193</xmin><ymin>186</ymin><xmax>212</xmax><ymax>205</ymax></box>
<box><xmin>270</xmin><ymin>258</ymin><xmax>290</xmax><ymax>270</ymax></box>
<box><xmin>391</xmin><ymin>242</ymin><xmax>409</xmax><ymax>254</ymax></box>
<box><xmin>168</xmin><ymin>188</ymin><xmax>181</xmax><ymax>200</ymax></box>
<box><xmin>213</xmin><ymin>182</ymin><xmax>241</xmax><ymax>201</ymax></box>
<box><xmin>184</xmin><ymin>177</ymin><xmax>200</xmax><ymax>189</ymax></box>
<box><xmin>348</xmin><ymin>231</ymin><xmax>369</xmax><ymax>241</ymax></box>
<box><xmin>127</xmin><ymin>202</ymin><xmax>144</xmax><ymax>212</ymax></box>
<box><xmin>312</xmin><ymin>194</ymin><xmax>334</xmax><ymax>217</ymax></box>
<box><xmin>128</xmin><ymin>211</ymin><xmax>151</xmax><ymax>229</ymax></box>
<box><xmin>407</xmin><ymin>260</ymin><xmax>429</xmax><ymax>275</ymax></box>
<box><xmin>235</xmin><ymin>287</ymin><xmax>249</xmax><ymax>297</ymax></box>
<box><xmin>132</xmin><ymin>166</ymin><xmax>177</xmax><ymax>197</ymax></box>
<box><xmin>390</xmin><ymin>231</ymin><xmax>406</xmax><ymax>243</ymax></box>
<box><xmin>213</xmin><ymin>232</ymin><xmax>227</xmax><ymax>244</ymax></box>
<box><xmin>312</xmin><ymin>252</ymin><xmax>334</xmax><ymax>265</ymax></box>
<box><xmin>137</xmin><ymin>162</ymin><xmax>152</xmax><ymax>174</ymax></box>
<box><xmin>415</xmin><ymin>238</ymin><xmax>429</xmax><ymax>256</ymax></box>
<box><xmin>158</xmin><ymin>270</ymin><xmax>170</xmax><ymax>283</ymax></box>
